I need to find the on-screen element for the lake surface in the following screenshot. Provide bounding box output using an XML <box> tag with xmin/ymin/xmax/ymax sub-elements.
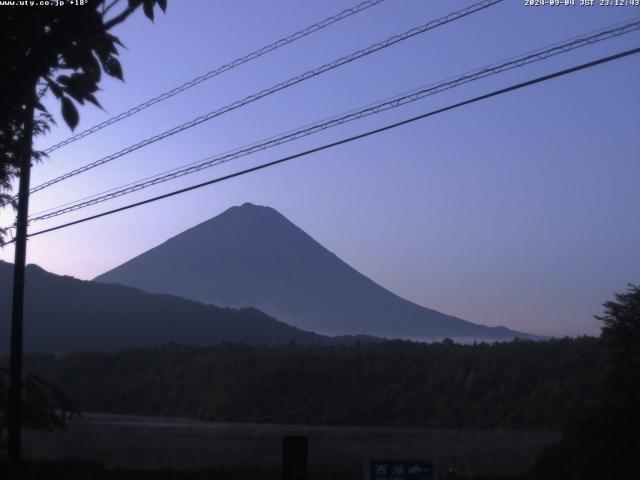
<box><xmin>23</xmin><ymin>413</ymin><xmax>559</xmax><ymax>476</ymax></box>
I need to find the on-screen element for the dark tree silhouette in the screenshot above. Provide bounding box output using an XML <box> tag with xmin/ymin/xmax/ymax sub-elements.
<box><xmin>14</xmin><ymin>337</ymin><xmax>603</xmax><ymax>430</ymax></box>
<box><xmin>533</xmin><ymin>284</ymin><xmax>640</xmax><ymax>480</ymax></box>
<box><xmin>0</xmin><ymin>0</ymin><xmax>168</xmax><ymax>242</ymax></box>
<box><xmin>597</xmin><ymin>284</ymin><xmax>640</xmax><ymax>411</ymax></box>
<box><xmin>0</xmin><ymin>367</ymin><xmax>78</xmax><ymax>454</ymax></box>
<box><xmin>0</xmin><ymin>1</ymin><xmax>169</xmax><ymax>467</ymax></box>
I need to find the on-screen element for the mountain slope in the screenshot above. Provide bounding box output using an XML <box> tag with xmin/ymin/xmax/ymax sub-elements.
<box><xmin>95</xmin><ymin>203</ymin><xmax>535</xmax><ymax>341</ymax></box>
<box><xmin>0</xmin><ymin>261</ymin><xmax>338</xmax><ymax>353</ymax></box>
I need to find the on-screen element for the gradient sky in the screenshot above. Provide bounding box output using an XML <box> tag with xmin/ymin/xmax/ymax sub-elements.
<box><xmin>1</xmin><ymin>0</ymin><xmax>639</xmax><ymax>337</ymax></box>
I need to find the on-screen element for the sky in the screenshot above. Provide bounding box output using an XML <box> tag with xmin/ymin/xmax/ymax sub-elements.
<box><xmin>1</xmin><ymin>0</ymin><xmax>639</xmax><ymax>337</ymax></box>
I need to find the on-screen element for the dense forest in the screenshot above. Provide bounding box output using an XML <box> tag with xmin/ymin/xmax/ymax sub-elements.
<box><xmin>11</xmin><ymin>337</ymin><xmax>603</xmax><ymax>430</ymax></box>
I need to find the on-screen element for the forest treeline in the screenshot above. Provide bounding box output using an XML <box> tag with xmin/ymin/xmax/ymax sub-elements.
<box><xmin>11</xmin><ymin>337</ymin><xmax>603</xmax><ymax>430</ymax></box>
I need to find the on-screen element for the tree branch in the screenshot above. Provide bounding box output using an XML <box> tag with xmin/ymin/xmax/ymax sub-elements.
<box><xmin>103</xmin><ymin>1</ymin><xmax>141</xmax><ymax>30</ymax></box>
<box><xmin>103</xmin><ymin>0</ymin><xmax>124</xmax><ymax>18</ymax></box>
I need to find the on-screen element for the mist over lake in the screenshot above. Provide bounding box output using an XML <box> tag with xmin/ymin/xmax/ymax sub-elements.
<box><xmin>23</xmin><ymin>413</ymin><xmax>559</xmax><ymax>477</ymax></box>
<box><xmin>2</xmin><ymin>1</ymin><xmax>638</xmax><ymax>479</ymax></box>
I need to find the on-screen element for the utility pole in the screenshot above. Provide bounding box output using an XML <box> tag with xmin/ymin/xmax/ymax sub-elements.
<box><xmin>8</xmin><ymin>99</ymin><xmax>35</xmax><ymax>480</ymax></box>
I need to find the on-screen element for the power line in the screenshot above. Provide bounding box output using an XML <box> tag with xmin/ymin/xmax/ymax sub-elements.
<box><xmin>27</xmin><ymin>19</ymin><xmax>640</xmax><ymax>223</ymax></box>
<box><xmin>4</xmin><ymin>45</ymin><xmax>636</xmax><ymax>246</ymax></box>
<box><xmin>29</xmin><ymin>18</ymin><xmax>640</xmax><ymax>219</ymax></box>
<box><xmin>29</xmin><ymin>0</ymin><xmax>504</xmax><ymax>195</ymax></box>
<box><xmin>42</xmin><ymin>0</ymin><xmax>388</xmax><ymax>155</ymax></box>
<box><xmin>30</xmin><ymin>15</ymin><xmax>640</xmax><ymax>219</ymax></box>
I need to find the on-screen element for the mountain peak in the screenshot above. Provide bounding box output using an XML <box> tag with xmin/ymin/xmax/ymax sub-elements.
<box><xmin>95</xmin><ymin>204</ymin><xmax>537</xmax><ymax>341</ymax></box>
<box><xmin>221</xmin><ymin>202</ymin><xmax>281</xmax><ymax>219</ymax></box>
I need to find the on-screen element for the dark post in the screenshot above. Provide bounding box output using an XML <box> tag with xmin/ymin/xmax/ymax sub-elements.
<box><xmin>8</xmin><ymin>100</ymin><xmax>35</xmax><ymax>479</ymax></box>
<box><xmin>283</xmin><ymin>435</ymin><xmax>308</xmax><ymax>480</ymax></box>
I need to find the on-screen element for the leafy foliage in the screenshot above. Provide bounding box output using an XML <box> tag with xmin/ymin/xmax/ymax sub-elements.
<box><xmin>0</xmin><ymin>0</ymin><xmax>167</xmax><ymax>242</ymax></box>
<box><xmin>597</xmin><ymin>283</ymin><xmax>640</xmax><ymax>408</ymax></box>
<box><xmin>533</xmin><ymin>285</ymin><xmax>640</xmax><ymax>480</ymax></box>
<box><xmin>15</xmin><ymin>337</ymin><xmax>603</xmax><ymax>430</ymax></box>
<box><xmin>0</xmin><ymin>367</ymin><xmax>78</xmax><ymax>452</ymax></box>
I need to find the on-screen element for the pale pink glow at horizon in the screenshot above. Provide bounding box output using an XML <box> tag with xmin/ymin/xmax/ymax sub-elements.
<box><xmin>1</xmin><ymin>0</ymin><xmax>638</xmax><ymax>337</ymax></box>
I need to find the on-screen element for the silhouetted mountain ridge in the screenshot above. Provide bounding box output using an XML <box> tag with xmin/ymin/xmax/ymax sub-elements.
<box><xmin>0</xmin><ymin>261</ymin><xmax>368</xmax><ymax>353</ymax></box>
<box><xmin>95</xmin><ymin>203</ymin><xmax>537</xmax><ymax>341</ymax></box>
